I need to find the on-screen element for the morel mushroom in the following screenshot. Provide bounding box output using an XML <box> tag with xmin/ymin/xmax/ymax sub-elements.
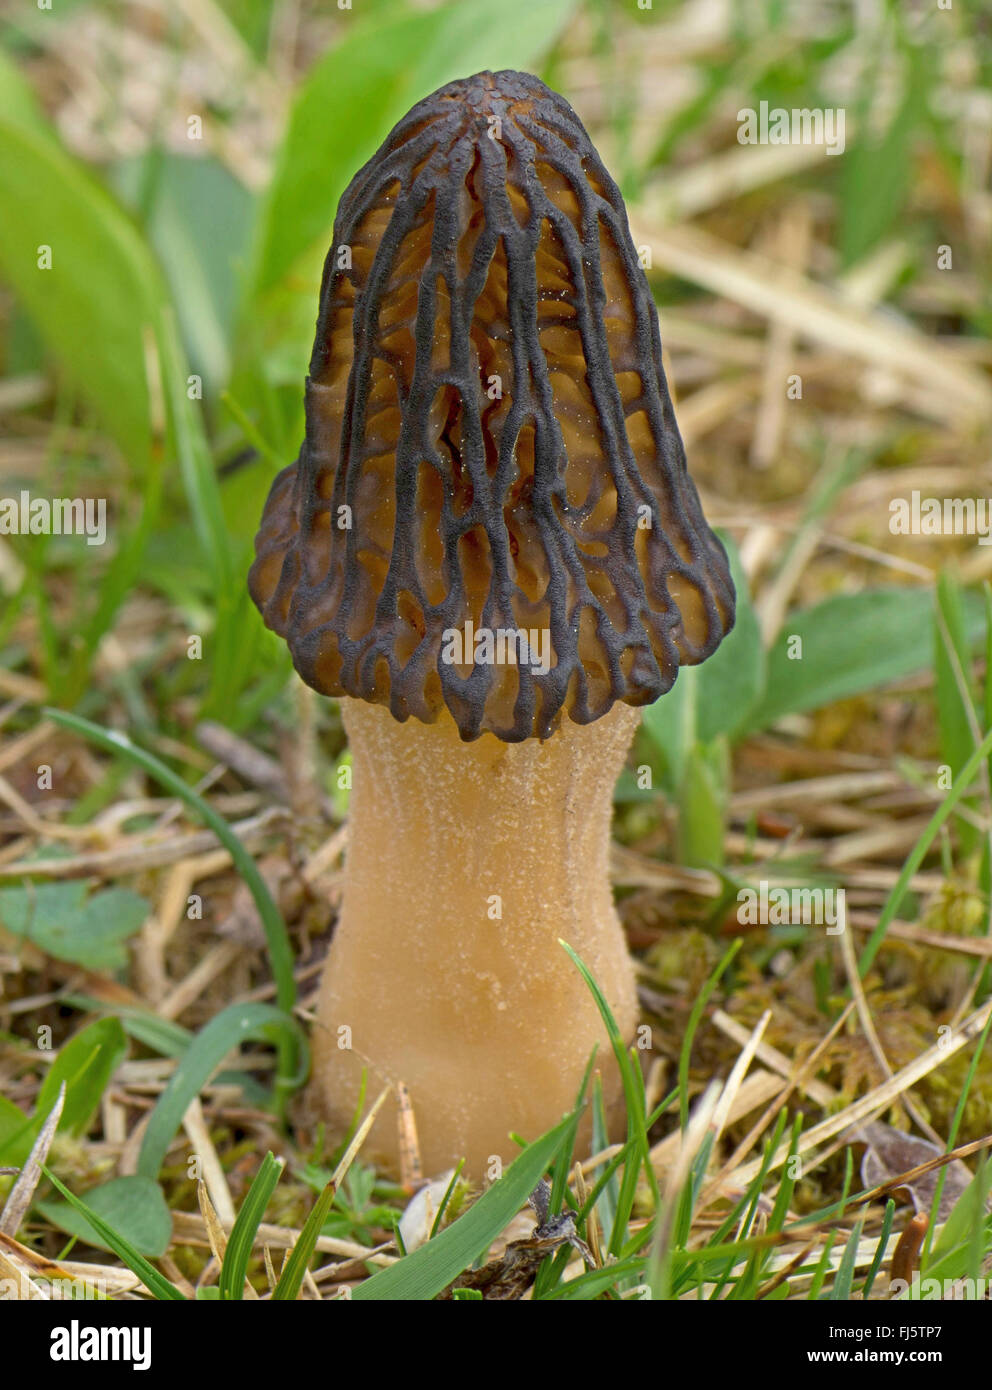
<box><xmin>249</xmin><ymin>69</ymin><xmax>734</xmax><ymax>1176</ymax></box>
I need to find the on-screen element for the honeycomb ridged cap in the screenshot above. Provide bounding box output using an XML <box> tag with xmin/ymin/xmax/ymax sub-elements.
<box><xmin>249</xmin><ymin>69</ymin><xmax>735</xmax><ymax>742</ymax></box>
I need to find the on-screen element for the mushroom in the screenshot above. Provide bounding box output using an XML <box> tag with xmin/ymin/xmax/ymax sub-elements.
<box><xmin>249</xmin><ymin>70</ymin><xmax>734</xmax><ymax>1176</ymax></box>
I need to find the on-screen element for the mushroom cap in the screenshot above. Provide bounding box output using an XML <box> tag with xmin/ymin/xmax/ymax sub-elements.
<box><xmin>249</xmin><ymin>69</ymin><xmax>735</xmax><ymax>742</ymax></box>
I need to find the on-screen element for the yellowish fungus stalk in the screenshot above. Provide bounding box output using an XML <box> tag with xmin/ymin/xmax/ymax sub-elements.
<box><xmin>312</xmin><ymin>699</ymin><xmax>640</xmax><ymax>1176</ymax></box>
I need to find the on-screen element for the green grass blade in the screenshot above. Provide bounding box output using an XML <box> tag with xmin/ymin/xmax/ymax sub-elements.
<box><xmin>858</xmin><ymin>723</ymin><xmax>992</xmax><ymax>974</ymax></box>
<box><xmin>924</xmin><ymin>1006</ymin><xmax>992</xmax><ymax>1266</ymax></box>
<box><xmin>559</xmin><ymin>941</ymin><xmax>657</xmax><ymax>1254</ymax></box>
<box><xmin>272</xmin><ymin>1179</ymin><xmax>337</xmax><ymax>1301</ymax></box>
<box><xmin>136</xmin><ymin>1003</ymin><xmax>307</xmax><ymax>1180</ymax></box>
<box><xmin>861</xmin><ymin>1200</ymin><xmax>896</xmax><ymax>1299</ymax></box>
<box><xmin>588</xmin><ymin>1076</ymin><xmax>619</xmax><ymax>1247</ymax></box>
<box><xmin>428</xmin><ymin>1162</ymin><xmax>466</xmax><ymax>1242</ymax></box>
<box><xmin>352</xmin><ymin>1115</ymin><xmax>573</xmax><ymax>1300</ymax></box>
<box><xmin>828</xmin><ymin>1217</ymin><xmax>864</xmax><ymax>1300</ymax></box>
<box><xmin>219</xmin><ymin>1152</ymin><xmax>284</xmax><ymax>1300</ymax></box>
<box><xmin>156</xmin><ymin>305</ymin><xmax>235</xmax><ymax>603</ymax></box>
<box><xmin>678</xmin><ymin>939</ymin><xmax>741</xmax><ymax>1129</ymax></box>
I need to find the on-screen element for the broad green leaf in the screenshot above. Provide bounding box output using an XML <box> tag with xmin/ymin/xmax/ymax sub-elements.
<box><xmin>0</xmin><ymin>880</ymin><xmax>87</xmax><ymax>946</ymax></box>
<box><xmin>35</xmin><ymin>1017</ymin><xmax>127</xmax><ymax>1137</ymax></box>
<box><xmin>746</xmin><ymin>587</ymin><xmax>986</xmax><ymax>732</ymax></box>
<box><xmin>352</xmin><ymin>1115</ymin><xmax>573</xmax><ymax>1300</ymax></box>
<box><xmin>929</xmin><ymin>1161</ymin><xmax>992</xmax><ymax>1268</ymax></box>
<box><xmin>0</xmin><ymin>881</ymin><xmax>149</xmax><ymax>971</ymax></box>
<box><xmin>0</xmin><ymin>118</ymin><xmax>161</xmax><ymax>470</ymax></box>
<box><xmin>0</xmin><ymin>1094</ymin><xmax>31</xmax><ymax>1160</ymax></box>
<box><xmin>639</xmin><ymin>539</ymin><xmax>760</xmax><ymax>787</ymax></box>
<box><xmin>0</xmin><ymin>90</ymin><xmax>244</xmax><ymax>699</ymax></box>
<box><xmin>695</xmin><ymin>538</ymin><xmax>765</xmax><ymax>743</ymax></box>
<box><xmin>840</xmin><ymin>44</ymin><xmax>924</xmax><ymax>268</ymax></box>
<box><xmin>36</xmin><ymin>1175</ymin><xmax>172</xmax><ymax>1258</ymax></box>
<box><xmin>42</xmin><ymin>1167</ymin><xmax>185</xmax><ymax>1301</ymax></box>
<box><xmin>250</xmin><ymin>0</ymin><xmax>577</xmax><ymax>294</ymax></box>
<box><xmin>677</xmin><ymin>736</ymin><xmax>730</xmax><ymax>868</ymax></box>
<box><xmin>0</xmin><ymin>46</ymin><xmax>47</xmax><ymax>133</ymax></box>
<box><xmin>136</xmin><ymin>1002</ymin><xmax>307</xmax><ymax>1179</ymax></box>
<box><xmin>640</xmin><ymin>664</ymin><xmax>695</xmax><ymax>794</ymax></box>
<box><xmin>114</xmin><ymin>153</ymin><xmax>254</xmax><ymax>396</ymax></box>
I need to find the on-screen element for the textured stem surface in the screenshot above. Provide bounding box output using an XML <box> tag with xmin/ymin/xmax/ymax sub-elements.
<box><xmin>312</xmin><ymin>699</ymin><xmax>640</xmax><ymax>1176</ymax></box>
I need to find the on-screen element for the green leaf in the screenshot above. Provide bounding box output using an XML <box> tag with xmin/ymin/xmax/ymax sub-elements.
<box><xmin>36</xmin><ymin>1176</ymin><xmax>172</xmax><ymax>1258</ymax></box>
<box><xmin>828</xmin><ymin>1218</ymin><xmax>864</xmax><ymax>1300</ymax></box>
<box><xmin>220</xmin><ymin>1152</ymin><xmax>284</xmax><ymax>1299</ymax></box>
<box><xmin>840</xmin><ymin>46</ymin><xmax>922</xmax><ymax>268</ymax></box>
<box><xmin>249</xmin><ymin>0</ymin><xmax>577</xmax><ymax>294</ymax></box>
<box><xmin>640</xmin><ymin>538</ymin><xmax>762</xmax><ymax>786</ymax></box>
<box><xmin>0</xmin><ymin>46</ymin><xmax>47</xmax><ymax>133</ymax></box>
<box><xmin>0</xmin><ymin>89</ymin><xmax>235</xmax><ymax>699</ymax></box>
<box><xmin>746</xmin><ymin>587</ymin><xmax>986</xmax><ymax>731</ymax></box>
<box><xmin>106</xmin><ymin>1006</ymin><xmax>193</xmax><ymax>1059</ymax></box>
<box><xmin>677</xmin><ymin>940</ymin><xmax>741</xmax><ymax>1131</ymax></box>
<box><xmin>352</xmin><ymin>1115</ymin><xmax>573</xmax><ymax>1300</ymax></box>
<box><xmin>861</xmin><ymin>1200</ymin><xmax>896</xmax><ymax>1299</ymax></box>
<box><xmin>272</xmin><ymin>1179</ymin><xmax>337</xmax><ymax>1301</ymax></box>
<box><xmin>929</xmin><ymin>1161</ymin><xmax>992</xmax><ymax>1268</ymax></box>
<box><xmin>694</xmin><ymin>538</ymin><xmax>766</xmax><ymax>743</ymax></box>
<box><xmin>137</xmin><ymin>1002</ymin><xmax>307</xmax><ymax>1180</ymax></box>
<box><xmin>36</xmin><ymin>1017</ymin><xmax>127</xmax><ymax>1138</ymax></box>
<box><xmin>858</xmin><ymin>723</ymin><xmax>992</xmax><ymax>976</ymax></box>
<box><xmin>560</xmin><ymin>942</ymin><xmax>656</xmax><ymax>1257</ymax></box>
<box><xmin>935</xmin><ymin>570</ymin><xmax>978</xmax><ymax>776</ymax></box>
<box><xmin>115</xmin><ymin>153</ymin><xmax>253</xmax><ymax>390</ymax></box>
<box><xmin>0</xmin><ymin>116</ymin><xmax>161</xmax><ymax>471</ymax></box>
<box><xmin>0</xmin><ymin>881</ymin><xmax>149</xmax><ymax>971</ymax></box>
<box><xmin>640</xmin><ymin>664</ymin><xmax>695</xmax><ymax>794</ymax></box>
<box><xmin>934</xmin><ymin>571</ymin><xmax>980</xmax><ymax>854</ymax></box>
<box><xmin>0</xmin><ymin>1094</ymin><xmax>31</xmax><ymax>1160</ymax></box>
<box><xmin>153</xmin><ymin>309</ymin><xmax>237</xmax><ymax>608</ymax></box>
<box><xmin>677</xmin><ymin>736</ymin><xmax>730</xmax><ymax>868</ymax></box>
<box><xmin>42</xmin><ymin>1167</ymin><xmax>185</xmax><ymax>1301</ymax></box>
<box><xmin>0</xmin><ymin>879</ymin><xmax>86</xmax><ymax>946</ymax></box>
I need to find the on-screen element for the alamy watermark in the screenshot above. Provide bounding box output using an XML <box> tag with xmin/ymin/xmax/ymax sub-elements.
<box><xmin>888</xmin><ymin>1272</ymin><xmax>992</xmax><ymax>1300</ymax></box>
<box><xmin>889</xmin><ymin>491</ymin><xmax>992</xmax><ymax>546</ymax></box>
<box><xmin>0</xmin><ymin>490</ymin><xmax>106</xmax><ymax>546</ymax></box>
<box><xmin>50</xmin><ymin>1317</ymin><xmax>150</xmax><ymax>1370</ymax></box>
<box><xmin>0</xmin><ymin>1274</ymin><xmax>107</xmax><ymax>1299</ymax></box>
<box><xmin>737</xmin><ymin>880</ymin><xmax>846</xmax><ymax>934</ymax></box>
<box><xmin>737</xmin><ymin>101</ymin><xmax>846</xmax><ymax>156</ymax></box>
<box><xmin>440</xmin><ymin>619</ymin><xmax>552</xmax><ymax>676</ymax></box>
